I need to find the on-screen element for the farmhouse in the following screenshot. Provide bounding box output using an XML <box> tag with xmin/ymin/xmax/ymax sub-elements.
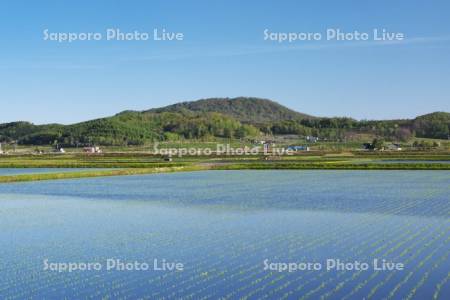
<box><xmin>287</xmin><ymin>145</ymin><xmax>310</xmax><ymax>152</ymax></box>
<box><xmin>306</xmin><ymin>136</ymin><xmax>319</xmax><ymax>143</ymax></box>
<box><xmin>386</xmin><ymin>144</ymin><xmax>402</xmax><ymax>151</ymax></box>
<box><xmin>83</xmin><ymin>146</ymin><xmax>102</xmax><ymax>153</ymax></box>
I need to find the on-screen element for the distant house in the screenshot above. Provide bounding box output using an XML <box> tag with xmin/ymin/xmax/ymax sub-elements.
<box><xmin>83</xmin><ymin>146</ymin><xmax>102</xmax><ymax>153</ymax></box>
<box><xmin>257</xmin><ymin>140</ymin><xmax>275</xmax><ymax>145</ymax></box>
<box><xmin>387</xmin><ymin>144</ymin><xmax>402</xmax><ymax>151</ymax></box>
<box><xmin>54</xmin><ymin>144</ymin><xmax>65</xmax><ymax>153</ymax></box>
<box><xmin>306</xmin><ymin>136</ymin><xmax>319</xmax><ymax>143</ymax></box>
<box><xmin>362</xmin><ymin>143</ymin><xmax>372</xmax><ymax>150</ymax></box>
<box><xmin>287</xmin><ymin>145</ymin><xmax>310</xmax><ymax>152</ymax></box>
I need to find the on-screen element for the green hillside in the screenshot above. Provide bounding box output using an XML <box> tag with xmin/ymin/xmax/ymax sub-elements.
<box><xmin>0</xmin><ymin>110</ymin><xmax>260</xmax><ymax>146</ymax></box>
<box><xmin>413</xmin><ymin>112</ymin><xmax>450</xmax><ymax>139</ymax></box>
<box><xmin>0</xmin><ymin>98</ymin><xmax>448</xmax><ymax>146</ymax></box>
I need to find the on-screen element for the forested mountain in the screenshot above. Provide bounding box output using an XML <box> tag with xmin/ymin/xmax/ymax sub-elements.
<box><xmin>0</xmin><ymin>97</ymin><xmax>448</xmax><ymax>146</ymax></box>
<box><xmin>148</xmin><ymin>97</ymin><xmax>312</xmax><ymax>123</ymax></box>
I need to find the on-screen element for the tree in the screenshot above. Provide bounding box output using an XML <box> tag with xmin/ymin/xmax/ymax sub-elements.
<box><xmin>372</xmin><ymin>138</ymin><xmax>385</xmax><ymax>150</ymax></box>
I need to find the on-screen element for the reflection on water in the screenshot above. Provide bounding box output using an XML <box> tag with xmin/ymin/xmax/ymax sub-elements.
<box><xmin>0</xmin><ymin>170</ymin><xmax>449</xmax><ymax>299</ymax></box>
<box><xmin>1</xmin><ymin>170</ymin><xmax>448</xmax><ymax>217</ymax></box>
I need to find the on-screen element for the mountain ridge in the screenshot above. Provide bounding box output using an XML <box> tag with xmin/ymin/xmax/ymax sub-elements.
<box><xmin>146</xmin><ymin>97</ymin><xmax>314</xmax><ymax>123</ymax></box>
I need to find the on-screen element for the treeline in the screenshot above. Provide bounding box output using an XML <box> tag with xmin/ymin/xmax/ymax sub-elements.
<box><xmin>266</xmin><ymin>113</ymin><xmax>449</xmax><ymax>141</ymax></box>
<box><xmin>0</xmin><ymin>111</ymin><xmax>261</xmax><ymax>146</ymax></box>
<box><xmin>413</xmin><ymin>112</ymin><xmax>449</xmax><ymax>139</ymax></box>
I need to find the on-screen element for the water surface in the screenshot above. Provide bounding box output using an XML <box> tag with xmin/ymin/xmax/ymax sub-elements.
<box><xmin>0</xmin><ymin>170</ymin><xmax>449</xmax><ymax>299</ymax></box>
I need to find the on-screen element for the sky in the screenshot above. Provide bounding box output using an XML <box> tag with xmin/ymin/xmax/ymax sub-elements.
<box><xmin>0</xmin><ymin>0</ymin><xmax>449</xmax><ymax>124</ymax></box>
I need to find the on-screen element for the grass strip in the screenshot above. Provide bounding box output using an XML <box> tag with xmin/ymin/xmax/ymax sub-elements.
<box><xmin>212</xmin><ymin>162</ymin><xmax>450</xmax><ymax>170</ymax></box>
<box><xmin>0</xmin><ymin>162</ymin><xmax>188</xmax><ymax>168</ymax></box>
<box><xmin>0</xmin><ymin>165</ymin><xmax>207</xmax><ymax>183</ymax></box>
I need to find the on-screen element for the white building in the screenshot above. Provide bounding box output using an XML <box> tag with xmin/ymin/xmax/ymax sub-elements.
<box><xmin>387</xmin><ymin>144</ymin><xmax>402</xmax><ymax>151</ymax></box>
<box><xmin>83</xmin><ymin>146</ymin><xmax>102</xmax><ymax>153</ymax></box>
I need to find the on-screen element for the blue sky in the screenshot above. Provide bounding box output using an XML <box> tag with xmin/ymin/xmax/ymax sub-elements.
<box><xmin>0</xmin><ymin>0</ymin><xmax>449</xmax><ymax>124</ymax></box>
